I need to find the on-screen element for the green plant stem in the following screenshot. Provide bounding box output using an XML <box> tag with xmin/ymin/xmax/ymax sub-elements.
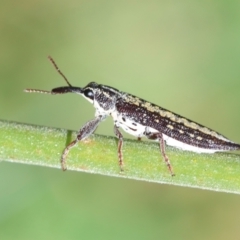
<box><xmin>0</xmin><ymin>119</ymin><xmax>240</xmax><ymax>194</ymax></box>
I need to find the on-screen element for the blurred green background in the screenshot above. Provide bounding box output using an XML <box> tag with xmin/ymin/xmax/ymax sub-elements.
<box><xmin>1</xmin><ymin>0</ymin><xmax>240</xmax><ymax>239</ymax></box>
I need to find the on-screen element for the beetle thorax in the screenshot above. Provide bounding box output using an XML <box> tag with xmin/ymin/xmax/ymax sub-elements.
<box><xmin>93</xmin><ymin>85</ymin><xmax>121</xmax><ymax>114</ymax></box>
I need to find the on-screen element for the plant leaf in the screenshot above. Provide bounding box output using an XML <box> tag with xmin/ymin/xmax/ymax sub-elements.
<box><xmin>0</xmin><ymin>120</ymin><xmax>240</xmax><ymax>194</ymax></box>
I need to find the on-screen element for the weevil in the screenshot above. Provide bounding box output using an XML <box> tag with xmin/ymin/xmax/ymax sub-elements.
<box><xmin>25</xmin><ymin>57</ymin><xmax>240</xmax><ymax>176</ymax></box>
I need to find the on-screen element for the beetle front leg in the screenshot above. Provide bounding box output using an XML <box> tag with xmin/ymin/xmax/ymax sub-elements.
<box><xmin>113</xmin><ymin>125</ymin><xmax>124</xmax><ymax>172</ymax></box>
<box><xmin>61</xmin><ymin>115</ymin><xmax>106</xmax><ymax>171</ymax></box>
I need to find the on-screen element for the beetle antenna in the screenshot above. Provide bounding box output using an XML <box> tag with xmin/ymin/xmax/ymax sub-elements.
<box><xmin>24</xmin><ymin>89</ymin><xmax>52</xmax><ymax>94</ymax></box>
<box><xmin>48</xmin><ymin>56</ymin><xmax>72</xmax><ymax>87</ymax></box>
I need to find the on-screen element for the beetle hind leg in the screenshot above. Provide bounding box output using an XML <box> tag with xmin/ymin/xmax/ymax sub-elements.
<box><xmin>144</xmin><ymin>128</ymin><xmax>175</xmax><ymax>176</ymax></box>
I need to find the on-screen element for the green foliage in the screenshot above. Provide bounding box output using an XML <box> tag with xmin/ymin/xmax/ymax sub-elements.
<box><xmin>1</xmin><ymin>120</ymin><xmax>239</xmax><ymax>194</ymax></box>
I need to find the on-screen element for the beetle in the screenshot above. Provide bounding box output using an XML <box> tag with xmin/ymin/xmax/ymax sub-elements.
<box><xmin>25</xmin><ymin>57</ymin><xmax>240</xmax><ymax>176</ymax></box>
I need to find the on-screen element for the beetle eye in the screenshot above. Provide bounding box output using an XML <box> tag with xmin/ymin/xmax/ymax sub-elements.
<box><xmin>84</xmin><ymin>89</ymin><xmax>94</xmax><ymax>100</ymax></box>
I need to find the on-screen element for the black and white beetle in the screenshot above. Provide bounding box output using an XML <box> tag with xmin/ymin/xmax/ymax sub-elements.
<box><xmin>25</xmin><ymin>57</ymin><xmax>240</xmax><ymax>176</ymax></box>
